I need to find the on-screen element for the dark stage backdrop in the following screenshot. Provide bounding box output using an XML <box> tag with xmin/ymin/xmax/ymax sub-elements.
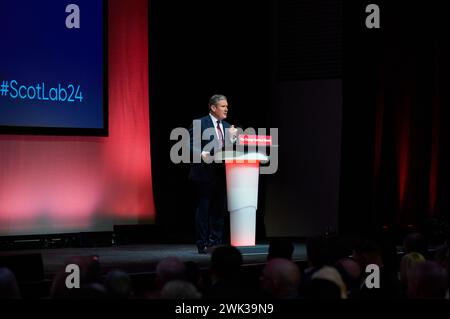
<box><xmin>0</xmin><ymin>0</ymin><xmax>155</xmax><ymax>236</ymax></box>
<box><xmin>264</xmin><ymin>79</ymin><xmax>342</xmax><ymax>237</ymax></box>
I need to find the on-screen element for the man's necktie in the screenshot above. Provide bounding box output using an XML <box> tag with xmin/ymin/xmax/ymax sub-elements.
<box><xmin>217</xmin><ymin>120</ymin><xmax>224</xmax><ymax>148</ymax></box>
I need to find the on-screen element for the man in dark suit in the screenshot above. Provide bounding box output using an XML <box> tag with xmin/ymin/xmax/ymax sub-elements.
<box><xmin>189</xmin><ymin>94</ymin><xmax>238</xmax><ymax>254</ymax></box>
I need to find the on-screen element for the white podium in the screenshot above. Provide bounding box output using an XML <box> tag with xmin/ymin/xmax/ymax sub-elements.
<box><xmin>215</xmin><ymin>150</ymin><xmax>269</xmax><ymax>246</ymax></box>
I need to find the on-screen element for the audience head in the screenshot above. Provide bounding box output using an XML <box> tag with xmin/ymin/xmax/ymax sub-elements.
<box><xmin>268</xmin><ymin>238</ymin><xmax>295</xmax><ymax>261</ymax></box>
<box><xmin>0</xmin><ymin>267</ymin><xmax>21</xmax><ymax>299</ymax></box>
<box><xmin>326</xmin><ymin>236</ymin><xmax>353</xmax><ymax>265</ymax></box>
<box><xmin>334</xmin><ymin>257</ymin><xmax>362</xmax><ymax>296</ymax></box>
<box><xmin>184</xmin><ymin>261</ymin><xmax>204</xmax><ymax>292</ymax></box>
<box><xmin>311</xmin><ymin>266</ymin><xmax>347</xmax><ymax>299</ymax></box>
<box><xmin>260</xmin><ymin>258</ymin><xmax>301</xmax><ymax>299</ymax></box>
<box><xmin>104</xmin><ymin>269</ymin><xmax>132</xmax><ymax>298</ymax></box>
<box><xmin>160</xmin><ymin>280</ymin><xmax>202</xmax><ymax>299</ymax></box>
<box><xmin>434</xmin><ymin>244</ymin><xmax>448</xmax><ymax>271</ymax></box>
<box><xmin>67</xmin><ymin>255</ymin><xmax>101</xmax><ymax>284</ymax></box>
<box><xmin>400</xmin><ymin>252</ymin><xmax>425</xmax><ymax>284</ymax></box>
<box><xmin>403</xmin><ymin>232</ymin><xmax>428</xmax><ymax>257</ymax></box>
<box><xmin>210</xmin><ymin>246</ymin><xmax>243</xmax><ymax>282</ymax></box>
<box><xmin>50</xmin><ymin>255</ymin><xmax>105</xmax><ymax>298</ymax></box>
<box><xmin>306</xmin><ymin>279</ymin><xmax>342</xmax><ymax>299</ymax></box>
<box><xmin>352</xmin><ymin>239</ymin><xmax>383</xmax><ymax>269</ymax></box>
<box><xmin>407</xmin><ymin>261</ymin><xmax>448</xmax><ymax>299</ymax></box>
<box><xmin>156</xmin><ymin>257</ymin><xmax>186</xmax><ymax>289</ymax></box>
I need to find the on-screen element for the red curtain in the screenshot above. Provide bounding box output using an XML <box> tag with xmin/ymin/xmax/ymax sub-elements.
<box><xmin>372</xmin><ymin>51</ymin><xmax>448</xmax><ymax>232</ymax></box>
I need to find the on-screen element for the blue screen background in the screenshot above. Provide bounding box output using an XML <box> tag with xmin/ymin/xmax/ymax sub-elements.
<box><xmin>0</xmin><ymin>0</ymin><xmax>105</xmax><ymax>130</ymax></box>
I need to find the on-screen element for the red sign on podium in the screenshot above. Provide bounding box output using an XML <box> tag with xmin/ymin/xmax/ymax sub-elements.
<box><xmin>238</xmin><ymin>135</ymin><xmax>272</xmax><ymax>146</ymax></box>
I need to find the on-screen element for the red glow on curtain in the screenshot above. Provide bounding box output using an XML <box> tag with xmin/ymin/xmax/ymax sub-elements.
<box><xmin>0</xmin><ymin>0</ymin><xmax>155</xmax><ymax>235</ymax></box>
<box><xmin>396</xmin><ymin>96</ymin><xmax>410</xmax><ymax>211</ymax></box>
<box><xmin>428</xmin><ymin>67</ymin><xmax>440</xmax><ymax>217</ymax></box>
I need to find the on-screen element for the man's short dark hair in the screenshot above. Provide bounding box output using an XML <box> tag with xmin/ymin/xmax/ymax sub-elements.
<box><xmin>209</xmin><ymin>94</ymin><xmax>227</xmax><ymax>107</ymax></box>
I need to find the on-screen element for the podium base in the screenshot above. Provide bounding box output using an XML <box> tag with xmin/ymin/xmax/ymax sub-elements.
<box><xmin>230</xmin><ymin>206</ymin><xmax>256</xmax><ymax>246</ymax></box>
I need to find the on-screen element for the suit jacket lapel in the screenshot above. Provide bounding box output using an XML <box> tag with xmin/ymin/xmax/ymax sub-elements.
<box><xmin>203</xmin><ymin>116</ymin><xmax>231</xmax><ymax>150</ymax></box>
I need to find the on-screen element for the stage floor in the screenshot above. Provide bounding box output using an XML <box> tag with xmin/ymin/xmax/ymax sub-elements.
<box><xmin>1</xmin><ymin>243</ymin><xmax>307</xmax><ymax>279</ymax></box>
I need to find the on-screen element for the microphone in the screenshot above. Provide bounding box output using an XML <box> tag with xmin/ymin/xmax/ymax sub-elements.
<box><xmin>229</xmin><ymin>125</ymin><xmax>239</xmax><ymax>144</ymax></box>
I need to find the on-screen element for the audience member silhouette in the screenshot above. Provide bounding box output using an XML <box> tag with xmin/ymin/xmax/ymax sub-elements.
<box><xmin>50</xmin><ymin>255</ymin><xmax>106</xmax><ymax>299</ymax></box>
<box><xmin>334</xmin><ymin>257</ymin><xmax>362</xmax><ymax>298</ymax></box>
<box><xmin>304</xmin><ymin>266</ymin><xmax>346</xmax><ymax>299</ymax></box>
<box><xmin>399</xmin><ymin>252</ymin><xmax>425</xmax><ymax>298</ymax></box>
<box><xmin>2</xmin><ymin>231</ymin><xmax>448</xmax><ymax>299</ymax></box>
<box><xmin>204</xmin><ymin>246</ymin><xmax>246</xmax><ymax>299</ymax></box>
<box><xmin>434</xmin><ymin>243</ymin><xmax>448</xmax><ymax>271</ymax></box>
<box><xmin>267</xmin><ymin>238</ymin><xmax>294</xmax><ymax>261</ymax></box>
<box><xmin>160</xmin><ymin>280</ymin><xmax>202</xmax><ymax>299</ymax></box>
<box><xmin>0</xmin><ymin>267</ymin><xmax>21</xmax><ymax>299</ymax></box>
<box><xmin>260</xmin><ymin>258</ymin><xmax>301</xmax><ymax>299</ymax></box>
<box><xmin>184</xmin><ymin>261</ymin><xmax>205</xmax><ymax>293</ymax></box>
<box><xmin>305</xmin><ymin>278</ymin><xmax>341</xmax><ymax>299</ymax></box>
<box><xmin>155</xmin><ymin>257</ymin><xmax>187</xmax><ymax>290</ymax></box>
<box><xmin>407</xmin><ymin>261</ymin><xmax>448</xmax><ymax>299</ymax></box>
<box><xmin>298</xmin><ymin>236</ymin><xmax>330</xmax><ymax>296</ymax></box>
<box><xmin>104</xmin><ymin>269</ymin><xmax>133</xmax><ymax>299</ymax></box>
<box><xmin>403</xmin><ymin>232</ymin><xmax>429</xmax><ymax>259</ymax></box>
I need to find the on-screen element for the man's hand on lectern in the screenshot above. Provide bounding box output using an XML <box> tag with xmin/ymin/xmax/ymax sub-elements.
<box><xmin>201</xmin><ymin>151</ymin><xmax>211</xmax><ymax>162</ymax></box>
<box><xmin>228</xmin><ymin>125</ymin><xmax>238</xmax><ymax>143</ymax></box>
